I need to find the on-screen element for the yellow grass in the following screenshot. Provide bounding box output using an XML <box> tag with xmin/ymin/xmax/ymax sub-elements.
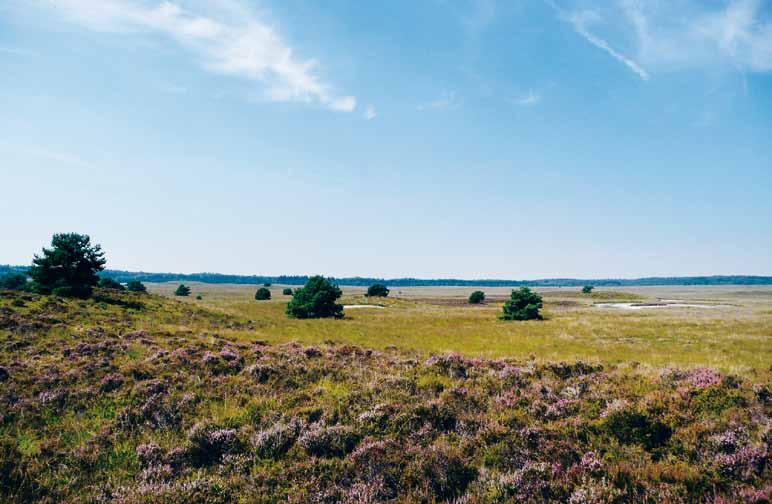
<box><xmin>148</xmin><ymin>282</ymin><xmax>772</xmax><ymax>376</ymax></box>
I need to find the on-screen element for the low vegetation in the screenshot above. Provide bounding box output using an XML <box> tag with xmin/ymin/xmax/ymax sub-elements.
<box><xmin>0</xmin><ymin>289</ymin><xmax>768</xmax><ymax>502</ymax></box>
<box><xmin>282</xmin><ymin>288</ymin><xmax>293</xmax><ymax>296</ymax></box>
<box><xmin>367</xmin><ymin>283</ymin><xmax>390</xmax><ymax>298</ymax></box>
<box><xmin>468</xmin><ymin>290</ymin><xmax>485</xmax><ymax>304</ymax></box>
<box><xmin>582</xmin><ymin>285</ymin><xmax>594</xmax><ymax>294</ymax></box>
<box><xmin>255</xmin><ymin>287</ymin><xmax>271</xmax><ymax>301</ymax></box>
<box><xmin>126</xmin><ymin>280</ymin><xmax>147</xmax><ymax>293</ymax></box>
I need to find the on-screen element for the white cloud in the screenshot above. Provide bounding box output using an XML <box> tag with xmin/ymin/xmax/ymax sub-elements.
<box><xmin>364</xmin><ymin>105</ymin><xmax>377</xmax><ymax>120</ymax></box>
<box><xmin>514</xmin><ymin>90</ymin><xmax>542</xmax><ymax>106</ymax></box>
<box><xmin>34</xmin><ymin>0</ymin><xmax>356</xmax><ymax>111</ymax></box>
<box><xmin>417</xmin><ymin>90</ymin><xmax>462</xmax><ymax>110</ymax></box>
<box><xmin>553</xmin><ymin>0</ymin><xmax>772</xmax><ymax>77</ymax></box>
<box><xmin>547</xmin><ymin>1</ymin><xmax>649</xmax><ymax>80</ymax></box>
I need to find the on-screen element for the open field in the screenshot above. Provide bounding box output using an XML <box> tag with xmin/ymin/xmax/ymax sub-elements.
<box><xmin>147</xmin><ymin>283</ymin><xmax>772</xmax><ymax>376</ymax></box>
<box><xmin>0</xmin><ymin>287</ymin><xmax>770</xmax><ymax>502</ymax></box>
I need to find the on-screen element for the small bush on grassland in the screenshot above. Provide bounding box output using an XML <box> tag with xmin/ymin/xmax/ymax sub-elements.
<box><xmin>582</xmin><ymin>285</ymin><xmax>594</xmax><ymax>294</ymax></box>
<box><xmin>501</xmin><ymin>287</ymin><xmax>543</xmax><ymax>320</ymax></box>
<box><xmin>366</xmin><ymin>283</ymin><xmax>389</xmax><ymax>297</ymax></box>
<box><xmin>286</xmin><ymin>275</ymin><xmax>343</xmax><ymax>319</ymax></box>
<box><xmin>174</xmin><ymin>284</ymin><xmax>191</xmax><ymax>297</ymax></box>
<box><xmin>98</xmin><ymin>277</ymin><xmax>125</xmax><ymax>291</ymax></box>
<box><xmin>126</xmin><ymin>280</ymin><xmax>147</xmax><ymax>292</ymax></box>
<box><xmin>468</xmin><ymin>290</ymin><xmax>485</xmax><ymax>304</ymax></box>
<box><xmin>282</xmin><ymin>287</ymin><xmax>293</xmax><ymax>295</ymax></box>
<box><xmin>254</xmin><ymin>287</ymin><xmax>271</xmax><ymax>301</ymax></box>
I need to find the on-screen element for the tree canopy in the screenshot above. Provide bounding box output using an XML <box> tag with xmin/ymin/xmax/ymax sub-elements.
<box><xmin>255</xmin><ymin>287</ymin><xmax>271</xmax><ymax>300</ymax></box>
<box><xmin>286</xmin><ymin>276</ymin><xmax>343</xmax><ymax>319</ymax></box>
<box><xmin>28</xmin><ymin>233</ymin><xmax>106</xmax><ymax>298</ymax></box>
<box><xmin>501</xmin><ymin>287</ymin><xmax>543</xmax><ymax>321</ymax></box>
<box><xmin>582</xmin><ymin>285</ymin><xmax>594</xmax><ymax>294</ymax></box>
<box><xmin>366</xmin><ymin>283</ymin><xmax>390</xmax><ymax>297</ymax></box>
<box><xmin>468</xmin><ymin>291</ymin><xmax>485</xmax><ymax>304</ymax></box>
<box><xmin>282</xmin><ymin>288</ymin><xmax>293</xmax><ymax>296</ymax></box>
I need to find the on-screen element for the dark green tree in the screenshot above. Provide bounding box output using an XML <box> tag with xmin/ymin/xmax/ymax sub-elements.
<box><xmin>468</xmin><ymin>290</ymin><xmax>485</xmax><ymax>304</ymax></box>
<box><xmin>0</xmin><ymin>273</ymin><xmax>28</xmax><ymax>291</ymax></box>
<box><xmin>501</xmin><ymin>287</ymin><xmax>543</xmax><ymax>321</ymax></box>
<box><xmin>126</xmin><ymin>280</ymin><xmax>147</xmax><ymax>293</ymax></box>
<box><xmin>98</xmin><ymin>277</ymin><xmax>125</xmax><ymax>291</ymax></box>
<box><xmin>286</xmin><ymin>276</ymin><xmax>343</xmax><ymax>319</ymax></box>
<box><xmin>582</xmin><ymin>285</ymin><xmax>594</xmax><ymax>294</ymax></box>
<box><xmin>263</xmin><ymin>282</ymin><xmax>272</xmax><ymax>287</ymax></box>
<box><xmin>255</xmin><ymin>287</ymin><xmax>271</xmax><ymax>300</ymax></box>
<box><xmin>282</xmin><ymin>288</ymin><xmax>293</xmax><ymax>296</ymax></box>
<box><xmin>28</xmin><ymin>233</ymin><xmax>106</xmax><ymax>298</ymax></box>
<box><xmin>174</xmin><ymin>284</ymin><xmax>191</xmax><ymax>297</ymax></box>
<box><xmin>366</xmin><ymin>283</ymin><xmax>390</xmax><ymax>297</ymax></box>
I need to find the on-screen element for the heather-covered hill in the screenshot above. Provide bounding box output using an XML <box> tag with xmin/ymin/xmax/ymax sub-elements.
<box><xmin>0</xmin><ymin>290</ymin><xmax>769</xmax><ymax>503</ymax></box>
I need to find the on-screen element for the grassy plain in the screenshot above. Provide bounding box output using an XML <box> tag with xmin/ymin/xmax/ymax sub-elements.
<box><xmin>1</xmin><ymin>286</ymin><xmax>770</xmax><ymax>502</ymax></box>
<box><xmin>149</xmin><ymin>283</ymin><xmax>772</xmax><ymax>376</ymax></box>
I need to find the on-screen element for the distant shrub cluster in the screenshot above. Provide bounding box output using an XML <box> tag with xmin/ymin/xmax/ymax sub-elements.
<box><xmin>582</xmin><ymin>285</ymin><xmax>594</xmax><ymax>294</ymax></box>
<box><xmin>98</xmin><ymin>277</ymin><xmax>125</xmax><ymax>291</ymax></box>
<box><xmin>254</xmin><ymin>287</ymin><xmax>271</xmax><ymax>301</ymax></box>
<box><xmin>282</xmin><ymin>288</ymin><xmax>293</xmax><ymax>296</ymax></box>
<box><xmin>126</xmin><ymin>280</ymin><xmax>147</xmax><ymax>293</ymax></box>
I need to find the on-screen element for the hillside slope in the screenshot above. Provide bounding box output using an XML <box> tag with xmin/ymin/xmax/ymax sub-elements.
<box><xmin>0</xmin><ymin>290</ymin><xmax>769</xmax><ymax>502</ymax></box>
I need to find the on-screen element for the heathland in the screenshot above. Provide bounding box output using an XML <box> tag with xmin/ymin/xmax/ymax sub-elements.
<box><xmin>1</xmin><ymin>283</ymin><xmax>770</xmax><ymax>502</ymax></box>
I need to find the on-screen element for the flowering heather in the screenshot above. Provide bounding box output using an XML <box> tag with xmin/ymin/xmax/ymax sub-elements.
<box><xmin>0</xmin><ymin>289</ymin><xmax>769</xmax><ymax>503</ymax></box>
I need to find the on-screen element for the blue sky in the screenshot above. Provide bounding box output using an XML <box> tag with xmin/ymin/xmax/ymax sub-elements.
<box><xmin>1</xmin><ymin>0</ymin><xmax>771</xmax><ymax>279</ymax></box>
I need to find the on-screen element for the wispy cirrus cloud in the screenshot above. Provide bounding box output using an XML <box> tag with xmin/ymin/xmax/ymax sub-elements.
<box><xmin>417</xmin><ymin>90</ymin><xmax>462</xmax><ymax>111</ymax></box>
<box><xmin>547</xmin><ymin>1</ymin><xmax>649</xmax><ymax>80</ymax></box>
<box><xmin>513</xmin><ymin>90</ymin><xmax>542</xmax><ymax>106</ymax></box>
<box><xmin>28</xmin><ymin>0</ymin><xmax>357</xmax><ymax>112</ymax></box>
<box><xmin>549</xmin><ymin>0</ymin><xmax>772</xmax><ymax>79</ymax></box>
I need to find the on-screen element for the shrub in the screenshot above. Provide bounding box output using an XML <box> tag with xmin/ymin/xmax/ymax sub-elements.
<box><xmin>501</xmin><ymin>287</ymin><xmax>543</xmax><ymax>321</ymax></box>
<box><xmin>255</xmin><ymin>287</ymin><xmax>271</xmax><ymax>301</ymax></box>
<box><xmin>195</xmin><ymin>295</ymin><xmax>203</xmax><ymax>300</ymax></box>
<box><xmin>286</xmin><ymin>276</ymin><xmax>343</xmax><ymax>319</ymax></box>
<box><xmin>28</xmin><ymin>232</ymin><xmax>106</xmax><ymax>298</ymax></box>
<box><xmin>0</xmin><ymin>272</ymin><xmax>28</xmax><ymax>290</ymax></box>
<box><xmin>367</xmin><ymin>283</ymin><xmax>390</xmax><ymax>297</ymax></box>
<box><xmin>126</xmin><ymin>280</ymin><xmax>147</xmax><ymax>293</ymax></box>
<box><xmin>174</xmin><ymin>284</ymin><xmax>191</xmax><ymax>297</ymax></box>
<box><xmin>601</xmin><ymin>408</ymin><xmax>672</xmax><ymax>450</ymax></box>
<box><xmin>98</xmin><ymin>277</ymin><xmax>125</xmax><ymax>291</ymax></box>
<box><xmin>582</xmin><ymin>285</ymin><xmax>594</xmax><ymax>294</ymax></box>
<box><xmin>282</xmin><ymin>288</ymin><xmax>293</xmax><ymax>295</ymax></box>
<box><xmin>263</xmin><ymin>282</ymin><xmax>272</xmax><ymax>287</ymax></box>
<box><xmin>298</xmin><ymin>424</ymin><xmax>359</xmax><ymax>457</ymax></box>
<box><xmin>187</xmin><ymin>421</ymin><xmax>243</xmax><ymax>466</ymax></box>
<box><xmin>468</xmin><ymin>290</ymin><xmax>485</xmax><ymax>304</ymax></box>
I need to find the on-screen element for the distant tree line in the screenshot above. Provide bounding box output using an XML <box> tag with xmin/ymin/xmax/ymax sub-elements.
<box><xmin>4</xmin><ymin>265</ymin><xmax>769</xmax><ymax>288</ymax></box>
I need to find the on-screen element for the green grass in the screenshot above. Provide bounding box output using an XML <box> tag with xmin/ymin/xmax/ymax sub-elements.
<box><xmin>157</xmin><ymin>284</ymin><xmax>772</xmax><ymax>376</ymax></box>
